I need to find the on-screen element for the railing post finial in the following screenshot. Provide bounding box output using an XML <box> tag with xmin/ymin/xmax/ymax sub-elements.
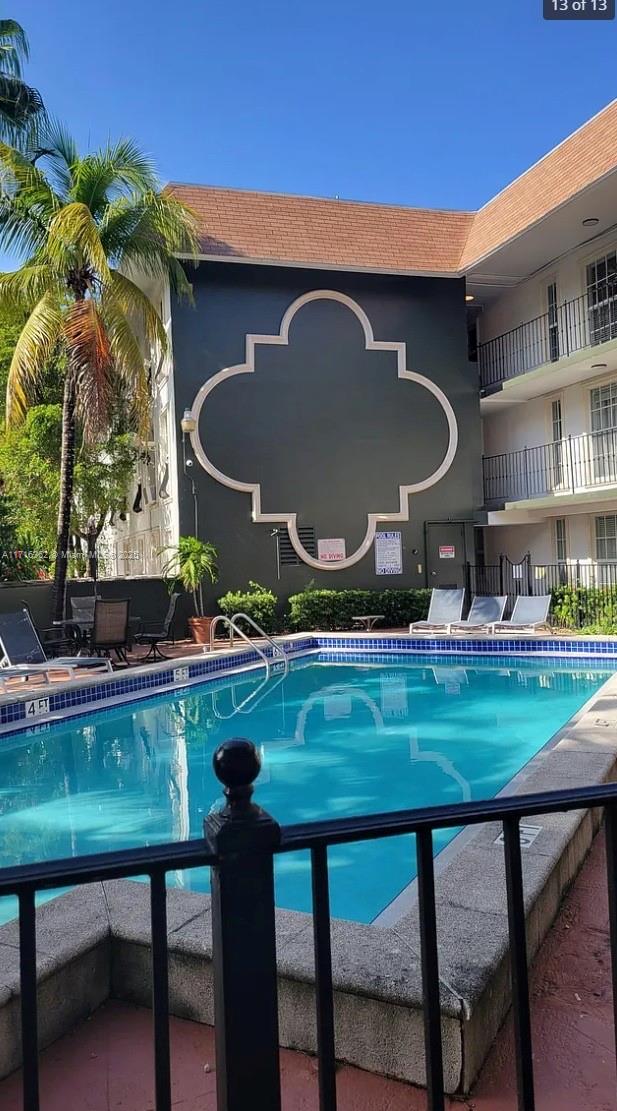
<box><xmin>206</xmin><ymin>738</ymin><xmax>282</xmax><ymax>1110</ymax></box>
<box><xmin>212</xmin><ymin>737</ymin><xmax>262</xmax><ymax>817</ymax></box>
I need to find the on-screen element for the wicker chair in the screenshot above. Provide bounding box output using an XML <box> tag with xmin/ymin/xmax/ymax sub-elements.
<box><xmin>90</xmin><ymin>599</ymin><xmax>130</xmax><ymax>664</ymax></box>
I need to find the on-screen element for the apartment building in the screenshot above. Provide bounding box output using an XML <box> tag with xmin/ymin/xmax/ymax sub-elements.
<box><xmin>108</xmin><ymin>99</ymin><xmax>617</xmax><ymax>592</ymax></box>
<box><xmin>472</xmin><ymin>103</ymin><xmax>617</xmax><ymax>577</ymax></box>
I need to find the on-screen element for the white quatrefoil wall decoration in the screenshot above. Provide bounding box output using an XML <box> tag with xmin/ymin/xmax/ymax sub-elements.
<box><xmin>189</xmin><ymin>290</ymin><xmax>458</xmax><ymax>571</ymax></box>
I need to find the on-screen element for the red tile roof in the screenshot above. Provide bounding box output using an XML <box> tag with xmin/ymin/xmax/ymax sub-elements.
<box><xmin>461</xmin><ymin>99</ymin><xmax>617</xmax><ymax>269</ymax></box>
<box><xmin>168</xmin><ymin>100</ymin><xmax>617</xmax><ymax>277</ymax></box>
<box><xmin>168</xmin><ymin>184</ymin><xmax>473</xmax><ymax>274</ymax></box>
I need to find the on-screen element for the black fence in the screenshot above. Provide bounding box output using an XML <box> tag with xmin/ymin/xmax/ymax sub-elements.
<box><xmin>478</xmin><ymin>288</ymin><xmax>617</xmax><ymax>389</ymax></box>
<box><xmin>483</xmin><ymin>427</ymin><xmax>617</xmax><ymax>506</ymax></box>
<box><xmin>4</xmin><ymin>738</ymin><xmax>617</xmax><ymax>1111</ymax></box>
<box><xmin>466</xmin><ymin>557</ymin><xmax>617</xmax><ymax>627</ymax></box>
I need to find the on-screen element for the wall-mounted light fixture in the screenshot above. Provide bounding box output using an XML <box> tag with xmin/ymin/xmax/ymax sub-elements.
<box><xmin>181</xmin><ymin>408</ymin><xmax>197</xmax><ymax>435</ymax></box>
<box><xmin>180</xmin><ymin>409</ymin><xmax>199</xmax><ymax>535</ymax></box>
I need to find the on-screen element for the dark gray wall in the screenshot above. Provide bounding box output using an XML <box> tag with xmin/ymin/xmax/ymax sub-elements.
<box><xmin>171</xmin><ymin>263</ymin><xmax>482</xmax><ymax>603</ymax></box>
<box><xmin>0</xmin><ymin>578</ymin><xmax>192</xmax><ymax>634</ymax></box>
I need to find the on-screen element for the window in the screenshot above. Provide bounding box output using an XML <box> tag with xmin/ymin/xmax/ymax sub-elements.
<box><xmin>553</xmin><ymin>395</ymin><xmax>562</xmax><ymax>437</ymax></box>
<box><xmin>595</xmin><ymin>515</ymin><xmax>617</xmax><ymax>561</ymax></box>
<box><xmin>590</xmin><ymin>382</ymin><xmax>617</xmax><ymax>482</ymax></box>
<box><xmin>277</xmin><ymin>526</ymin><xmax>317</xmax><ymax>566</ymax></box>
<box><xmin>587</xmin><ymin>251</ymin><xmax>617</xmax><ymax>344</ymax></box>
<box><xmin>550</xmin><ymin>398</ymin><xmax>564</xmax><ymax>487</ymax></box>
<box><xmin>547</xmin><ymin>282</ymin><xmax>559</xmax><ymax>361</ymax></box>
<box><xmin>554</xmin><ymin>518</ymin><xmax>567</xmax><ymax>563</ymax></box>
<box><xmin>142</xmin><ymin>450</ymin><xmax>157</xmax><ymax>505</ymax></box>
<box><xmin>590</xmin><ymin>381</ymin><xmax>617</xmax><ymax>432</ymax></box>
<box><xmin>158</xmin><ymin>407</ymin><xmax>170</xmax><ymax>500</ymax></box>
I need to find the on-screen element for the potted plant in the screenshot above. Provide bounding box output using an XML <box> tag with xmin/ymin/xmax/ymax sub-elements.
<box><xmin>161</xmin><ymin>536</ymin><xmax>218</xmax><ymax>644</ymax></box>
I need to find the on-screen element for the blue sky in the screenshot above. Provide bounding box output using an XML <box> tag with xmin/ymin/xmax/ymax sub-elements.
<box><xmin>9</xmin><ymin>0</ymin><xmax>617</xmax><ymax>214</ymax></box>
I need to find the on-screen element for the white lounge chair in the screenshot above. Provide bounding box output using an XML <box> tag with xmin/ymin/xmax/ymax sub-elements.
<box><xmin>409</xmin><ymin>588</ymin><xmax>465</xmax><ymax>634</ymax></box>
<box><xmin>490</xmin><ymin>595</ymin><xmax>551</xmax><ymax>634</ymax></box>
<box><xmin>450</xmin><ymin>594</ymin><xmax>507</xmax><ymax>632</ymax></box>
<box><xmin>0</xmin><ymin>608</ymin><xmax>112</xmax><ymax>690</ymax></box>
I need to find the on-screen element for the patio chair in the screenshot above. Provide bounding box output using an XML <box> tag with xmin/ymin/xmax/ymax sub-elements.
<box><xmin>0</xmin><ymin>608</ymin><xmax>112</xmax><ymax>688</ymax></box>
<box><xmin>70</xmin><ymin>596</ymin><xmax>98</xmax><ymax>624</ymax></box>
<box><xmin>409</xmin><ymin>588</ymin><xmax>465</xmax><ymax>634</ymax></box>
<box><xmin>450</xmin><ymin>595</ymin><xmax>507</xmax><ymax>632</ymax></box>
<box><xmin>490</xmin><ymin>594</ymin><xmax>552</xmax><ymax>634</ymax></box>
<box><xmin>134</xmin><ymin>593</ymin><xmax>180</xmax><ymax>661</ymax></box>
<box><xmin>89</xmin><ymin>599</ymin><xmax>131</xmax><ymax>664</ymax></box>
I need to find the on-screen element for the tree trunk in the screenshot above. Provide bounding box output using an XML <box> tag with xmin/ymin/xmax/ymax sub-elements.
<box><xmin>52</xmin><ymin>371</ymin><xmax>77</xmax><ymax>622</ymax></box>
<box><xmin>86</xmin><ymin>514</ymin><xmax>99</xmax><ymax>581</ymax></box>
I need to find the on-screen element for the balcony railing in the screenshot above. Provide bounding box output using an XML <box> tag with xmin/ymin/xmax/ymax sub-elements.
<box><xmin>478</xmin><ymin>289</ymin><xmax>617</xmax><ymax>389</ymax></box>
<box><xmin>483</xmin><ymin>425</ymin><xmax>617</xmax><ymax>505</ymax></box>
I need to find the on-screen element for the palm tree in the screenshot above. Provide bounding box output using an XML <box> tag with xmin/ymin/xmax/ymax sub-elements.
<box><xmin>0</xmin><ymin>124</ymin><xmax>198</xmax><ymax>619</ymax></box>
<box><xmin>0</xmin><ymin>20</ymin><xmax>45</xmax><ymax>143</ymax></box>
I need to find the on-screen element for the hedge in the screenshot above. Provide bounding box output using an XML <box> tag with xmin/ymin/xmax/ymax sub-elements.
<box><xmin>551</xmin><ymin>584</ymin><xmax>617</xmax><ymax>632</ymax></box>
<box><xmin>288</xmin><ymin>588</ymin><xmax>431</xmax><ymax>631</ymax></box>
<box><xmin>218</xmin><ymin>581</ymin><xmax>279</xmax><ymax>634</ymax></box>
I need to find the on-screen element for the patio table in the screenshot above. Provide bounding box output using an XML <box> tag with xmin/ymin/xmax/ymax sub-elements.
<box><xmin>352</xmin><ymin>614</ymin><xmax>385</xmax><ymax>631</ymax></box>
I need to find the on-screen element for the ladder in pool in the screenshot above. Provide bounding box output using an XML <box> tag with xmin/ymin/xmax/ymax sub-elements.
<box><xmin>208</xmin><ymin>613</ymin><xmax>288</xmax><ymax>720</ymax></box>
<box><xmin>208</xmin><ymin>613</ymin><xmax>289</xmax><ymax>680</ymax></box>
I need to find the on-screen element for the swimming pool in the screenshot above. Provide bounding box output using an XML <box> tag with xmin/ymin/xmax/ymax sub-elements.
<box><xmin>0</xmin><ymin>651</ymin><xmax>612</xmax><ymax>924</ymax></box>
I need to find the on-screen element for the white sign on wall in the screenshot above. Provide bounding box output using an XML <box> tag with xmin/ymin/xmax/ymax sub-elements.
<box><xmin>317</xmin><ymin>538</ymin><xmax>346</xmax><ymax>563</ymax></box>
<box><xmin>375</xmin><ymin>531</ymin><xmax>403</xmax><ymax>575</ymax></box>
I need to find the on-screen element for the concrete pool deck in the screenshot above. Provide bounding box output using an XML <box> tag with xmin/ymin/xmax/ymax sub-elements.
<box><xmin>0</xmin><ymin>829</ymin><xmax>613</xmax><ymax>1110</ymax></box>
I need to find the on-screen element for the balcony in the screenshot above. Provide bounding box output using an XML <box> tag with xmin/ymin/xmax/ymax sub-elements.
<box><xmin>483</xmin><ymin>426</ymin><xmax>617</xmax><ymax>506</ymax></box>
<box><xmin>479</xmin><ymin>290</ymin><xmax>617</xmax><ymax>391</ymax></box>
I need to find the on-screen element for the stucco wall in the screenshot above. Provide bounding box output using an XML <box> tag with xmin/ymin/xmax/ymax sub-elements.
<box><xmin>483</xmin><ymin>513</ymin><xmax>598</xmax><ymax>565</ymax></box>
<box><xmin>170</xmin><ymin>262</ymin><xmax>481</xmax><ymax>598</ymax></box>
<box><xmin>483</xmin><ymin>371</ymin><xmax>617</xmax><ymax>458</ymax></box>
<box><xmin>478</xmin><ymin>227</ymin><xmax>617</xmax><ymax>346</ymax></box>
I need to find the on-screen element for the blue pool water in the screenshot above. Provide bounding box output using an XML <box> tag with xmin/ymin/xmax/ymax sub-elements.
<box><xmin>0</xmin><ymin>652</ymin><xmax>612</xmax><ymax>924</ymax></box>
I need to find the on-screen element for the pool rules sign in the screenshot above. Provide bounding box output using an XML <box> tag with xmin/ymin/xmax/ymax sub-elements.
<box><xmin>375</xmin><ymin>531</ymin><xmax>403</xmax><ymax>575</ymax></box>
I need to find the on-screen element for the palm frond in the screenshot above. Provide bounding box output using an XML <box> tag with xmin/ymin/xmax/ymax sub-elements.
<box><xmin>99</xmin><ymin>291</ymin><xmax>150</xmax><ymax>438</ymax></box>
<box><xmin>106</xmin><ymin>269</ymin><xmax>167</xmax><ymax>351</ymax></box>
<box><xmin>6</xmin><ymin>290</ymin><xmax>63</xmax><ymax>425</ymax></box>
<box><xmin>0</xmin><ymin>191</ymin><xmax>50</xmax><ymax>257</ymax></box>
<box><xmin>63</xmin><ymin>299</ymin><xmax>113</xmax><ymax>442</ymax></box>
<box><xmin>109</xmin><ymin>190</ymin><xmax>197</xmax><ymax>297</ymax></box>
<box><xmin>0</xmin><ymin>19</ymin><xmax>29</xmax><ymax>77</ymax></box>
<box><xmin>45</xmin><ymin>202</ymin><xmax>110</xmax><ymax>282</ymax></box>
<box><xmin>0</xmin><ymin>264</ymin><xmax>61</xmax><ymax>314</ymax></box>
<box><xmin>72</xmin><ymin>139</ymin><xmax>158</xmax><ymax>214</ymax></box>
<box><xmin>0</xmin><ymin>141</ymin><xmax>59</xmax><ymax>211</ymax></box>
<box><xmin>0</xmin><ymin>74</ymin><xmax>45</xmax><ymax>142</ymax></box>
<box><xmin>32</xmin><ymin>119</ymin><xmax>78</xmax><ymax>200</ymax></box>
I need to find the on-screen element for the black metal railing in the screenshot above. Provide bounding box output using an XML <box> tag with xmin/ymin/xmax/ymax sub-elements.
<box><xmin>479</xmin><ymin>289</ymin><xmax>617</xmax><ymax>389</ymax></box>
<box><xmin>466</xmin><ymin>556</ymin><xmax>617</xmax><ymax>626</ymax></box>
<box><xmin>4</xmin><ymin>738</ymin><xmax>617</xmax><ymax>1111</ymax></box>
<box><xmin>483</xmin><ymin>426</ymin><xmax>617</xmax><ymax>505</ymax></box>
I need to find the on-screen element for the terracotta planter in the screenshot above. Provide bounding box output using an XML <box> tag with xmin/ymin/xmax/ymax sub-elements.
<box><xmin>188</xmin><ymin>616</ymin><xmax>214</xmax><ymax>645</ymax></box>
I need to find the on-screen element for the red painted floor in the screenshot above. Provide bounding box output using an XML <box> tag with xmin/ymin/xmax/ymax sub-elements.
<box><xmin>0</xmin><ymin>832</ymin><xmax>614</xmax><ymax>1110</ymax></box>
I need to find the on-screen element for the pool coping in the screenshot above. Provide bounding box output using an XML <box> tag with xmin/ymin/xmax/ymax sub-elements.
<box><xmin>0</xmin><ymin>648</ymin><xmax>615</xmax><ymax>1092</ymax></box>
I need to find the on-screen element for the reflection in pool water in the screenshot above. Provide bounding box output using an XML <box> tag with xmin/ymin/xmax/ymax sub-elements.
<box><xmin>0</xmin><ymin>653</ymin><xmax>611</xmax><ymax>923</ymax></box>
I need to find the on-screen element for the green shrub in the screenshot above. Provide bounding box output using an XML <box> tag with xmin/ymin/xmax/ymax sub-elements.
<box><xmin>218</xmin><ymin>580</ymin><xmax>278</xmax><ymax>634</ymax></box>
<box><xmin>288</xmin><ymin>588</ymin><xmax>431</xmax><ymax>631</ymax></box>
<box><xmin>551</xmin><ymin>584</ymin><xmax>617</xmax><ymax>630</ymax></box>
